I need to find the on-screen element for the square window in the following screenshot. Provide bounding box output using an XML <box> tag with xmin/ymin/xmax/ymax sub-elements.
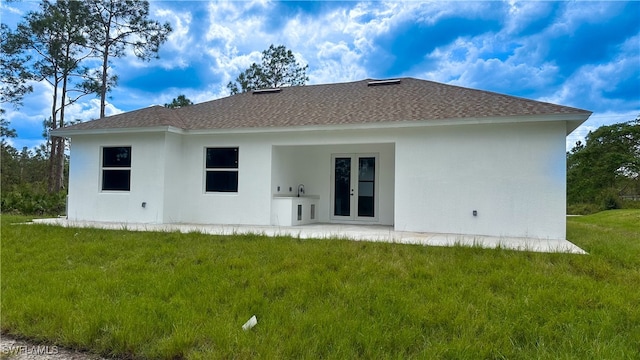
<box><xmin>205</xmin><ymin>147</ymin><xmax>238</xmax><ymax>193</ymax></box>
<box><xmin>102</xmin><ymin>146</ymin><xmax>131</xmax><ymax>191</ymax></box>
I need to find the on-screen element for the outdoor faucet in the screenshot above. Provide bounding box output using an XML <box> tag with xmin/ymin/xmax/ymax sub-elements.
<box><xmin>297</xmin><ymin>184</ymin><xmax>305</xmax><ymax>197</ymax></box>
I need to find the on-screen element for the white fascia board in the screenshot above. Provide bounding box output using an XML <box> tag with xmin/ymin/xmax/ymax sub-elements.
<box><xmin>51</xmin><ymin>126</ymin><xmax>184</xmax><ymax>137</ymax></box>
<box><xmin>184</xmin><ymin>113</ymin><xmax>592</xmax><ymax>136</ymax></box>
<box><xmin>51</xmin><ymin>113</ymin><xmax>591</xmax><ymax>137</ymax></box>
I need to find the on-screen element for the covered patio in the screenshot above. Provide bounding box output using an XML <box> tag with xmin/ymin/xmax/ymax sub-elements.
<box><xmin>33</xmin><ymin>218</ymin><xmax>586</xmax><ymax>254</ymax></box>
<box><xmin>270</xmin><ymin>142</ymin><xmax>396</xmax><ymax>226</ymax></box>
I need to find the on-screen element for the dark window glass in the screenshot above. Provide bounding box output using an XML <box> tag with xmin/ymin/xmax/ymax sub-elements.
<box><xmin>103</xmin><ymin>147</ymin><xmax>131</xmax><ymax>167</ymax></box>
<box><xmin>334</xmin><ymin>157</ymin><xmax>351</xmax><ymax>216</ymax></box>
<box><xmin>102</xmin><ymin>147</ymin><xmax>131</xmax><ymax>191</ymax></box>
<box><xmin>206</xmin><ymin>148</ymin><xmax>238</xmax><ymax>168</ymax></box>
<box><xmin>206</xmin><ymin>171</ymin><xmax>238</xmax><ymax>192</ymax></box>
<box><xmin>102</xmin><ymin>170</ymin><xmax>131</xmax><ymax>191</ymax></box>
<box><xmin>358</xmin><ymin>157</ymin><xmax>375</xmax><ymax>217</ymax></box>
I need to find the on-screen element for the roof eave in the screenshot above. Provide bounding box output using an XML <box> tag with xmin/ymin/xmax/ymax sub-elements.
<box><xmin>565</xmin><ymin>113</ymin><xmax>592</xmax><ymax>135</ymax></box>
<box><xmin>51</xmin><ymin>125</ymin><xmax>184</xmax><ymax>137</ymax></box>
<box><xmin>50</xmin><ymin>112</ymin><xmax>591</xmax><ymax>137</ymax></box>
<box><xmin>184</xmin><ymin>112</ymin><xmax>593</xmax><ymax>135</ymax></box>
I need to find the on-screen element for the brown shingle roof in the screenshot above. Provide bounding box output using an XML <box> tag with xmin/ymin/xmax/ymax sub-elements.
<box><xmin>61</xmin><ymin>104</ymin><xmax>187</xmax><ymax>131</ymax></box>
<box><xmin>54</xmin><ymin>77</ymin><xmax>591</xmax><ymax>133</ymax></box>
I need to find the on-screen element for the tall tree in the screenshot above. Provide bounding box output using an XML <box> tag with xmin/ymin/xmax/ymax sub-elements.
<box><xmin>1</xmin><ymin>23</ymin><xmax>33</xmax><ymax>146</ymax></box>
<box><xmin>0</xmin><ymin>117</ymin><xmax>17</xmax><ymax>144</ymax></box>
<box><xmin>227</xmin><ymin>44</ymin><xmax>309</xmax><ymax>94</ymax></box>
<box><xmin>1</xmin><ymin>23</ymin><xmax>33</xmax><ymax>106</ymax></box>
<box><xmin>85</xmin><ymin>0</ymin><xmax>172</xmax><ymax>118</ymax></box>
<box><xmin>14</xmin><ymin>0</ymin><xmax>95</xmax><ymax>192</ymax></box>
<box><xmin>164</xmin><ymin>94</ymin><xmax>193</xmax><ymax>108</ymax></box>
<box><xmin>567</xmin><ymin>117</ymin><xmax>640</xmax><ymax>205</ymax></box>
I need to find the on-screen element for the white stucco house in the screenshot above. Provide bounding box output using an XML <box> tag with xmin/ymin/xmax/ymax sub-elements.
<box><xmin>52</xmin><ymin>78</ymin><xmax>591</xmax><ymax>240</ymax></box>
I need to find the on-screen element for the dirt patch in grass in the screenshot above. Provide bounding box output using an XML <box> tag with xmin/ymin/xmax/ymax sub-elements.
<box><xmin>1</xmin><ymin>333</ymin><xmax>108</xmax><ymax>360</ymax></box>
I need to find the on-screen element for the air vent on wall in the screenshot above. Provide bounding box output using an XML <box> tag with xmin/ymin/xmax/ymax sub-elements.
<box><xmin>252</xmin><ymin>88</ymin><xmax>282</xmax><ymax>94</ymax></box>
<box><xmin>367</xmin><ymin>79</ymin><xmax>401</xmax><ymax>86</ymax></box>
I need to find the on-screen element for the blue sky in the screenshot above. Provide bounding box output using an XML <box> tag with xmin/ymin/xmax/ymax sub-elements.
<box><xmin>2</xmin><ymin>0</ymin><xmax>639</xmax><ymax>151</ymax></box>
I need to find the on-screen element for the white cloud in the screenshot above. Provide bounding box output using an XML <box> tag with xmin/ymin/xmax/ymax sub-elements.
<box><xmin>537</xmin><ymin>38</ymin><xmax>639</xmax><ymax>111</ymax></box>
<box><xmin>64</xmin><ymin>98</ymin><xmax>124</xmax><ymax>122</ymax></box>
<box><xmin>557</xmin><ymin>1</ymin><xmax>626</xmax><ymax>30</ymax></box>
<box><xmin>310</xmin><ymin>41</ymin><xmax>366</xmax><ymax>84</ymax></box>
<box><xmin>343</xmin><ymin>4</ymin><xmax>392</xmax><ymax>53</ymax></box>
<box><xmin>197</xmin><ymin>1</ymin><xmax>277</xmax><ymax>90</ymax></box>
<box><xmin>192</xmin><ymin>1</ymin><xmax>404</xmax><ymax>91</ymax></box>
<box><xmin>418</xmin><ymin>33</ymin><xmax>559</xmax><ymax>96</ymax></box>
<box><xmin>0</xmin><ymin>3</ymin><xmax>24</xmax><ymax>16</ymax></box>
<box><xmin>110</xmin><ymin>4</ymin><xmax>197</xmax><ymax>71</ymax></box>
<box><xmin>153</xmin><ymin>8</ymin><xmax>194</xmax><ymax>69</ymax></box>
<box><xmin>504</xmin><ymin>1</ymin><xmax>554</xmax><ymax>34</ymax></box>
<box><xmin>205</xmin><ymin>20</ymin><xmax>237</xmax><ymax>46</ymax></box>
<box><xmin>205</xmin><ymin>0</ymin><xmax>270</xmax><ymax>48</ymax></box>
<box><xmin>5</xmin><ymin>81</ymin><xmax>53</xmax><ymax>126</ymax></box>
<box><xmin>266</xmin><ymin>2</ymin><xmax>408</xmax><ymax>83</ymax></box>
<box><xmin>206</xmin><ymin>48</ymin><xmax>262</xmax><ymax>89</ymax></box>
<box><xmin>196</xmin><ymin>1</ymin><xmax>441</xmax><ymax>90</ymax></box>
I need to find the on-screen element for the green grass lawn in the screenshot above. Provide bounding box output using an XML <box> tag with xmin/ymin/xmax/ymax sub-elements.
<box><xmin>1</xmin><ymin>211</ymin><xmax>639</xmax><ymax>359</ymax></box>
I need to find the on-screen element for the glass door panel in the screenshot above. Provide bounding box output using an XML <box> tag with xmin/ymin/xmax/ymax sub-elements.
<box><xmin>357</xmin><ymin>157</ymin><xmax>375</xmax><ymax>217</ymax></box>
<box><xmin>332</xmin><ymin>154</ymin><xmax>378</xmax><ymax>221</ymax></box>
<box><xmin>334</xmin><ymin>157</ymin><xmax>351</xmax><ymax>216</ymax></box>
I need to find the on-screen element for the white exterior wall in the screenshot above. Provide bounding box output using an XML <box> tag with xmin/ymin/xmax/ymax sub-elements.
<box><xmin>394</xmin><ymin>121</ymin><xmax>567</xmax><ymax>239</ymax></box>
<box><xmin>178</xmin><ymin>130</ymin><xmax>395</xmax><ymax>226</ymax></box>
<box><xmin>178</xmin><ymin>133</ymin><xmax>272</xmax><ymax>225</ymax></box>
<box><xmin>67</xmin><ymin>132</ymin><xmax>169</xmax><ymax>223</ymax></box>
<box><xmin>68</xmin><ymin>128</ymin><xmax>397</xmax><ymax>226</ymax></box>
<box><xmin>161</xmin><ymin>132</ymin><xmax>183</xmax><ymax>222</ymax></box>
<box><xmin>66</xmin><ymin>120</ymin><xmax>568</xmax><ymax>239</ymax></box>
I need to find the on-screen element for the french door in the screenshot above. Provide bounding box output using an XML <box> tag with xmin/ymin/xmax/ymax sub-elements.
<box><xmin>331</xmin><ymin>154</ymin><xmax>378</xmax><ymax>221</ymax></box>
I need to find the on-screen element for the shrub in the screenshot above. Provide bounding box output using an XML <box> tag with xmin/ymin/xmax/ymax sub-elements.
<box><xmin>598</xmin><ymin>188</ymin><xmax>623</xmax><ymax>210</ymax></box>
<box><xmin>567</xmin><ymin>203</ymin><xmax>600</xmax><ymax>215</ymax></box>
<box><xmin>621</xmin><ymin>199</ymin><xmax>640</xmax><ymax>209</ymax></box>
<box><xmin>0</xmin><ymin>183</ymin><xmax>66</xmax><ymax>216</ymax></box>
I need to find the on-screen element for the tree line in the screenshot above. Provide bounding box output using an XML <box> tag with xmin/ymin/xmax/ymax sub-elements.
<box><xmin>567</xmin><ymin>116</ymin><xmax>640</xmax><ymax>214</ymax></box>
<box><xmin>1</xmin><ymin>134</ymin><xmax>66</xmax><ymax>215</ymax></box>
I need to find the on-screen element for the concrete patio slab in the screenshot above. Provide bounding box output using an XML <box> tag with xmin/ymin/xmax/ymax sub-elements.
<box><xmin>31</xmin><ymin>218</ymin><xmax>587</xmax><ymax>254</ymax></box>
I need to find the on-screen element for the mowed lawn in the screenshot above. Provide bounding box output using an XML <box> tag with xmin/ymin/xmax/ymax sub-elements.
<box><xmin>1</xmin><ymin>211</ymin><xmax>639</xmax><ymax>359</ymax></box>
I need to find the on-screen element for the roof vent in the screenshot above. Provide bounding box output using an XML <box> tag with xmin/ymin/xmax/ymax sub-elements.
<box><xmin>367</xmin><ymin>79</ymin><xmax>401</xmax><ymax>86</ymax></box>
<box><xmin>252</xmin><ymin>88</ymin><xmax>282</xmax><ymax>94</ymax></box>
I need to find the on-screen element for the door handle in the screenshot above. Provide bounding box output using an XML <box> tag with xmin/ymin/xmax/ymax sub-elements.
<box><xmin>350</xmin><ymin>189</ymin><xmax>354</xmax><ymax>196</ymax></box>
